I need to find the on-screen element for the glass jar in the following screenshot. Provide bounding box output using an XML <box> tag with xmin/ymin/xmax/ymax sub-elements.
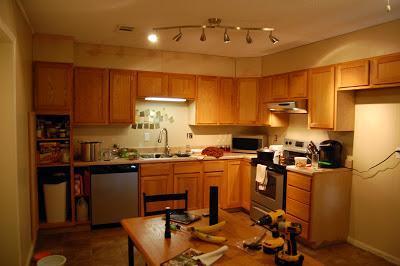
<box><xmin>312</xmin><ymin>153</ymin><xmax>319</xmax><ymax>170</ymax></box>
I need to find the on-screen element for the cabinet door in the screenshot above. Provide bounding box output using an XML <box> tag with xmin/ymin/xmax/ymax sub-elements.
<box><xmin>289</xmin><ymin>70</ymin><xmax>308</xmax><ymax>98</ymax></box>
<box><xmin>309</xmin><ymin>66</ymin><xmax>335</xmax><ymax>129</ymax></box>
<box><xmin>174</xmin><ymin>173</ymin><xmax>202</xmax><ymax>210</ymax></box>
<box><xmin>218</xmin><ymin>78</ymin><xmax>237</xmax><ymax>124</ymax></box>
<box><xmin>271</xmin><ymin>74</ymin><xmax>289</xmax><ymax>100</ymax></box>
<box><xmin>168</xmin><ymin>73</ymin><xmax>196</xmax><ymax>99</ymax></box>
<box><xmin>203</xmin><ymin>172</ymin><xmax>223</xmax><ymax>208</ymax></box>
<box><xmin>34</xmin><ymin>62</ymin><xmax>72</xmax><ymax>112</ymax></box>
<box><xmin>137</xmin><ymin>71</ymin><xmax>168</xmax><ymax>97</ymax></box>
<box><xmin>260</xmin><ymin>77</ymin><xmax>272</xmax><ymax>103</ymax></box>
<box><xmin>196</xmin><ymin>76</ymin><xmax>219</xmax><ymax>124</ymax></box>
<box><xmin>240</xmin><ymin>162</ymin><xmax>251</xmax><ymax>211</ymax></box>
<box><xmin>337</xmin><ymin>59</ymin><xmax>369</xmax><ymax>88</ymax></box>
<box><xmin>74</xmin><ymin>67</ymin><xmax>109</xmax><ymax>124</ymax></box>
<box><xmin>371</xmin><ymin>53</ymin><xmax>400</xmax><ymax>85</ymax></box>
<box><xmin>226</xmin><ymin>161</ymin><xmax>241</xmax><ymax>208</ymax></box>
<box><xmin>140</xmin><ymin>174</ymin><xmax>173</xmax><ymax>216</ymax></box>
<box><xmin>109</xmin><ymin>70</ymin><xmax>136</xmax><ymax>124</ymax></box>
<box><xmin>237</xmin><ymin>78</ymin><xmax>258</xmax><ymax>124</ymax></box>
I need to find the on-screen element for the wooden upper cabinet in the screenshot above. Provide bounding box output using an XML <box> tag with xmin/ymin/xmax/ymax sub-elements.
<box><xmin>109</xmin><ymin>69</ymin><xmax>136</xmax><ymax>124</ymax></box>
<box><xmin>289</xmin><ymin>70</ymin><xmax>308</xmax><ymax>98</ymax></box>
<box><xmin>34</xmin><ymin>62</ymin><xmax>72</xmax><ymax>113</ymax></box>
<box><xmin>271</xmin><ymin>74</ymin><xmax>289</xmax><ymax>100</ymax></box>
<box><xmin>137</xmin><ymin>71</ymin><xmax>168</xmax><ymax>98</ymax></box>
<box><xmin>260</xmin><ymin>77</ymin><xmax>273</xmax><ymax>103</ymax></box>
<box><xmin>168</xmin><ymin>74</ymin><xmax>196</xmax><ymax>99</ymax></box>
<box><xmin>337</xmin><ymin>59</ymin><xmax>370</xmax><ymax>88</ymax></box>
<box><xmin>237</xmin><ymin>78</ymin><xmax>259</xmax><ymax>124</ymax></box>
<box><xmin>308</xmin><ymin>66</ymin><xmax>335</xmax><ymax>129</ymax></box>
<box><xmin>74</xmin><ymin>67</ymin><xmax>109</xmax><ymax>124</ymax></box>
<box><xmin>371</xmin><ymin>53</ymin><xmax>400</xmax><ymax>85</ymax></box>
<box><xmin>218</xmin><ymin>78</ymin><xmax>237</xmax><ymax>124</ymax></box>
<box><xmin>196</xmin><ymin>76</ymin><xmax>219</xmax><ymax>124</ymax></box>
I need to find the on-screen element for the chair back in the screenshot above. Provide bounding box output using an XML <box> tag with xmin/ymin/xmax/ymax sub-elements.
<box><xmin>143</xmin><ymin>190</ymin><xmax>188</xmax><ymax>216</ymax></box>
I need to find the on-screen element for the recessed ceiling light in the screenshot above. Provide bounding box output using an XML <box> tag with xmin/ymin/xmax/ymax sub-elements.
<box><xmin>147</xmin><ymin>33</ymin><xmax>158</xmax><ymax>43</ymax></box>
<box><xmin>236</xmin><ymin>26</ymin><xmax>241</xmax><ymax>30</ymax></box>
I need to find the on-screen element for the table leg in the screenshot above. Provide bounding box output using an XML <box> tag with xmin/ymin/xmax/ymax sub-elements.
<box><xmin>128</xmin><ymin>237</ymin><xmax>134</xmax><ymax>266</ymax></box>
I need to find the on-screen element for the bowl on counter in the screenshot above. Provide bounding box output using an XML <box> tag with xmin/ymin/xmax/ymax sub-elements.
<box><xmin>294</xmin><ymin>157</ymin><xmax>308</xmax><ymax>168</ymax></box>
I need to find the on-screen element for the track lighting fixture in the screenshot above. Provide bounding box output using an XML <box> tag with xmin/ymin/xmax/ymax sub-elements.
<box><xmin>200</xmin><ymin>27</ymin><xmax>206</xmax><ymax>41</ymax></box>
<box><xmin>246</xmin><ymin>30</ymin><xmax>252</xmax><ymax>44</ymax></box>
<box><xmin>172</xmin><ymin>28</ymin><xmax>183</xmax><ymax>42</ymax></box>
<box><xmin>269</xmin><ymin>31</ymin><xmax>279</xmax><ymax>44</ymax></box>
<box><xmin>224</xmin><ymin>28</ymin><xmax>230</xmax><ymax>43</ymax></box>
<box><xmin>148</xmin><ymin>18</ymin><xmax>278</xmax><ymax>45</ymax></box>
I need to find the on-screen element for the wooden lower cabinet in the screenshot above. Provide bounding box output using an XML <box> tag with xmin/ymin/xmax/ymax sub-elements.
<box><xmin>285</xmin><ymin>169</ymin><xmax>352</xmax><ymax>247</ymax></box>
<box><xmin>203</xmin><ymin>172</ymin><xmax>223</xmax><ymax>208</ymax></box>
<box><xmin>225</xmin><ymin>161</ymin><xmax>241</xmax><ymax>208</ymax></box>
<box><xmin>240</xmin><ymin>161</ymin><xmax>251</xmax><ymax>211</ymax></box>
<box><xmin>174</xmin><ymin>173</ymin><xmax>203</xmax><ymax>210</ymax></box>
<box><xmin>140</xmin><ymin>163</ymin><xmax>173</xmax><ymax>216</ymax></box>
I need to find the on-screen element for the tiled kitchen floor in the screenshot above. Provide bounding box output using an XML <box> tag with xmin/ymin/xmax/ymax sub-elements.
<box><xmin>33</xmin><ymin>212</ymin><xmax>394</xmax><ymax>266</ymax></box>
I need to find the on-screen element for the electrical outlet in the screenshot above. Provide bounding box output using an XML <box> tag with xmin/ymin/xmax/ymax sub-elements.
<box><xmin>144</xmin><ymin>132</ymin><xmax>150</xmax><ymax>142</ymax></box>
<box><xmin>396</xmin><ymin>146</ymin><xmax>400</xmax><ymax>159</ymax></box>
<box><xmin>187</xmin><ymin>133</ymin><xmax>193</xmax><ymax>139</ymax></box>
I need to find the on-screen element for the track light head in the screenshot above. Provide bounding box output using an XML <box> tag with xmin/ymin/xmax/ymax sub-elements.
<box><xmin>224</xmin><ymin>28</ymin><xmax>230</xmax><ymax>44</ymax></box>
<box><xmin>200</xmin><ymin>27</ymin><xmax>206</xmax><ymax>41</ymax></box>
<box><xmin>172</xmin><ymin>28</ymin><xmax>183</xmax><ymax>42</ymax></box>
<box><xmin>269</xmin><ymin>31</ymin><xmax>279</xmax><ymax>44</ymax></box>
<box><xmin>246</xmin><ymin>30</ymin><xmax>252</xmax><ymax>44</ymax></box>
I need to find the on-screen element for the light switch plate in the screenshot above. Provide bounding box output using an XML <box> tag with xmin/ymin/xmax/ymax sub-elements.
<box><xmin>144</xmin><ymin>132</ymin><xmax>150</xmax><ymax>142</ymax></box>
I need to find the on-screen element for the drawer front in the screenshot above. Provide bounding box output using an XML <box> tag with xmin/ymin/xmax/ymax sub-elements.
<box><xmin>174</xmin><ymin>162</ymin><xmax>202</xmax><ymax>174</ymax></box>
<box><xmin>286</xmin><ymin>213</ymin><xmax>310</xmax><ymax>240</ymax></box>
<box><xmin>204</xmin><ymin>161</ymin><xmax>225</xmax><ymax>172</ymax></box>
<box><xmin>141</xmin><ymin>163</ymin><xmax>171</xmax><ymax>176</ymax></box>
<box><xmin>286</xmin><ymin>198</ymin><xmax>310</xmax><ymax>222</ymax></box>
<box><xmin>287</xmin><ymin>172</ymin><xmax>312</xmax><ymax>191</ymax></box>
<box><xmin>287</xmin><ymin>185</ymin><xmax>311</xmax><ymax>205</ymax></box>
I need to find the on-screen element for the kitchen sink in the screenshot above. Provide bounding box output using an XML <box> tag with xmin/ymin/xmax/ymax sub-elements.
<box><xmin>139</xmin><ymin>152</ymin><xmax>192</xmax><ymax>160</ymax></box>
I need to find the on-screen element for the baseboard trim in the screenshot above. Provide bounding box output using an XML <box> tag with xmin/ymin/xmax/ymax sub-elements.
<box><xmin>347</xmin><ymin>236</ymin><xmax>400</xmax><ymax>265</ymax></box>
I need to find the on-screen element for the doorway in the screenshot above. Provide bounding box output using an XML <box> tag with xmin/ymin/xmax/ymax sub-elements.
<box><xmin>0</xmin><ymin>19</ymin><xmax>21</xmax><ymax>266</ymax></box>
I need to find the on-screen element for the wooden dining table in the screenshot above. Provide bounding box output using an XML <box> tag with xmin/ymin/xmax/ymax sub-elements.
<box><xmin>121</xmin><ymin>209</ymin><xmax>323</xmax><ymax>266</ymax></box>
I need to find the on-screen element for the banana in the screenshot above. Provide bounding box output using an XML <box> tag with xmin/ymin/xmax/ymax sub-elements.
<box><xmin>192</xmin><ymin>230</ymin><xmax>227</xmax><ymax>244</ymax></box>
<box><xmin>190</xmin><ymin>221</ymin><xmax>226</xmax><ymax>234</ymax></box>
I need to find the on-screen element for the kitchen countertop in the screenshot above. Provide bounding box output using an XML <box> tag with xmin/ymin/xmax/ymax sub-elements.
<box><xmin>286</xmin><ymin>165</ymin><xmax>352</xmax><ymax>176</ymax></box>
<box><xmin>73</xmin><ymin>153</ymin><xmax>256</xmax><ymax>167</ymax></box>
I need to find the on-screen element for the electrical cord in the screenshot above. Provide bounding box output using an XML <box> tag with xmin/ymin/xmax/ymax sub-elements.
<box><xmin>350</xmin><ymin>151</ymin><xmax>399</xmax><ymax>179</ymax></box>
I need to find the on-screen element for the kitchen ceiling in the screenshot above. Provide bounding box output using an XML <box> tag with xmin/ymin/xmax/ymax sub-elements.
<box><xmin>21</xmin><ymin>0</ymin><xmax>400</xmax><ymax>57</ymax></box>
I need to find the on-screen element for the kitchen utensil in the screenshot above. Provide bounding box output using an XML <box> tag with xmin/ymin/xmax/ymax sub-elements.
<box><xmin>257</xmin><ymin>148</ymin><xmax>275</xmax><ymax>162</ymax></box>
<box><xmin>102</xmin><ymin>149</ymin><xmax>112</xmax><ymax>161</ymax></box>
<box><xmin>80</xmin><ymin>142</ymin><xmax>91</xmax><ymax>162</ymax></box>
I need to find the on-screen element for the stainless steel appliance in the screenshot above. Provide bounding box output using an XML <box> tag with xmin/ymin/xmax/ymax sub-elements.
<box><xmin>91</xmin><ymin>164</ymin><xmax>139</xmax><ymax>226</ymax></box>
<box><xmin>266</xmin><ymin>99</ymin><xmax>308</xmax><ymax>114</ymax></box>
<box><xmin>231</xmin><ymin>135</ymin><xmax>267</xmax><ymax>154</ymax></box>
<box><xmin>281</xmin><ymin>138</ymin><xmax>310</xmax><ymax>165</ymax></box>
<box><xmin>250</xmin><ymin>158</ymin><xmax>287</xmax><ymax>221</ymax></box>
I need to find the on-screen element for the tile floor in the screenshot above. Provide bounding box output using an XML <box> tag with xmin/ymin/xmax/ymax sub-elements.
<box><xmin>33</xmin><ymin>212</ymin><xmax>394</xmax><ymax>266</ymax></box>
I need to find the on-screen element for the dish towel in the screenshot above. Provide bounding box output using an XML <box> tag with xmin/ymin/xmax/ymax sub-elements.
<box><xmin>193</xmin><ymin>245</ymin><xmax>229</xmax><ymax>266</ymax></box>
<box><xmin>256</xmin><ymin>164</ymin><xmax>268</xmax><ymax>191</ymax></box>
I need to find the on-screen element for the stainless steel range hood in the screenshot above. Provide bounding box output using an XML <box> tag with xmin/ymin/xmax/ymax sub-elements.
<box><xmin>266</xmin><ymin>99</ymin><xmax>308</xmax><ymax>114</ymax></box>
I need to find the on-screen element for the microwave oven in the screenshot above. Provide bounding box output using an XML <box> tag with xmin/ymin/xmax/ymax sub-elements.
<box><xmin>231</xmin><ymin>135</ymin><xmax>267</xmax><ymax>153</ymax></box>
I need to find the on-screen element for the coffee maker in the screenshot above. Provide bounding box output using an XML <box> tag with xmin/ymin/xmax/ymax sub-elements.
<box><xmin>318</xmin><ymin>140</ymin><xmax>342</xmax><ymax>168</ymax></box>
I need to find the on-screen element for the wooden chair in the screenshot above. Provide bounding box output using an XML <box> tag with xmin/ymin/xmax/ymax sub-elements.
<box><xmin>142</xmin><ymin>190</ymin><xmax>188</xmax><ymax>216</ymax></box>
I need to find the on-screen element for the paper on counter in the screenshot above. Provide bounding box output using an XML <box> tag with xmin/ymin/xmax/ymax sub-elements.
<box><xmin>192</xmin><ymin>245</ymin><xmax>229</xmax><ymax>266</ymax></box>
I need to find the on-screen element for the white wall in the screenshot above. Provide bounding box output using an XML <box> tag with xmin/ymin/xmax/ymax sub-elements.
<box><xmin>348</xmin><ymin>88</ymin><xmax>400</xmax><ymax>263</ymax></box>
<box><xmin>0</xmin><ymin>1</ymin><xmax>33</xmax><ymax>265</ymax></box>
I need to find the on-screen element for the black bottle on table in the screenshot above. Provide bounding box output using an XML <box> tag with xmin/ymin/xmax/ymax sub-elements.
<box><xmin>165</xmin><ymin>207</ymin><xmax>171</xmax><ymax>239</ymax></box>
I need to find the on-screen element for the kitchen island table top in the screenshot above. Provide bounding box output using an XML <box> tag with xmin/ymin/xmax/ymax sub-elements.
<box><xmin>121</xmin><ymin>209</ymin><xmax>322</xmax><ymax>266</ymax></box>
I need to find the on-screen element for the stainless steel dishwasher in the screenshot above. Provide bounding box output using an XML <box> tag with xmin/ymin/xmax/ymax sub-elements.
<box><xmin>91</xmin><ymin>164</ymin><xmax>139</xmax><ymax>226</ymax></box>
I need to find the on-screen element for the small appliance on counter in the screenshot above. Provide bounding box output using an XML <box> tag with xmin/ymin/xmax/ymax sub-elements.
<box><xmin>318</xmin><ymin>140</ymin><xmax>342</xmax><ymax>168</ymax></box>
<box><xmin>231</xmin><ymin>135</ymin><xmax>267</xmax><ymax>153</ymax></box>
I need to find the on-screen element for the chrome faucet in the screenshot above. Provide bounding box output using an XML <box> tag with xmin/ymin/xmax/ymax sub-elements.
<box><xmin>157</xmin><ymin>128</ymin><xmax>170</xmax><ymax>156</ymax></box>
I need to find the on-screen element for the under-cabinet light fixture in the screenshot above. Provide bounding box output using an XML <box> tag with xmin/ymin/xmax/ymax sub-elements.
<box><xmin>144</xmin><ymin>97</ymin><xmax>187</xmax><ymax>102</ymax></box>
